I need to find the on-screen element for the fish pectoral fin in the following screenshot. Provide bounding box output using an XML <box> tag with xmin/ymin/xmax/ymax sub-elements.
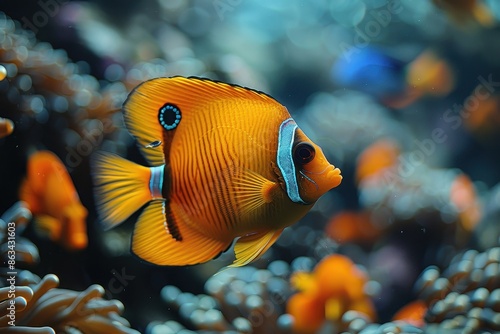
<box><xmin>132</xmin><ymin>201</ymin><xmax>230</xmax><ymax>266</ymax></box>
<box><xmin>34</xmin><ymin>215</ymin><xmax>61</xmax><ymax>241</ymax></box>
<box><xmin>231</xmin><ymin>169</ymin><xmax>279</xmax><ymax>216</ymax></box>
<box><xmin>229</xmin><ymin>229</ymin><xmax>283</xmax><ymax>268</ymax></box>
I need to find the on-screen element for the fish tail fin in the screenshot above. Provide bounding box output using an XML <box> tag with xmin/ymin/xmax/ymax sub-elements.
<box><xmin>92</xmin><ymin>152</ymin><xmax>153</xmax><ymax>230</ymax></box>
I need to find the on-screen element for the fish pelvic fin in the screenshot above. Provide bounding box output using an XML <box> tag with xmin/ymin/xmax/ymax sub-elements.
<box><xmin>34</xmin><ymin>214</ymin><xmax>61</xmax><ymax>241</ymax></box>
<box><xmin>229</xmin><ymin>229</ymin><xmax>283</xmax><ymax>268</ymax></box>
<box><xmin>132</xmin><ymin>201</ymin><xmax>230</xmax><ymax>266</ymax></box>
<box><xmin>92</xmin><ymin>152</ymin><xmax>153</xmax><ymax>230</ymax></box>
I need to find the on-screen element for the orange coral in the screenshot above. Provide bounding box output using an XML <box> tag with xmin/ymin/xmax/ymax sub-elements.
<box><xmin>287</xmin><ymin>255</ymin><xmax>376</xmax><ymax>334</ymax></box>
<box><xmin>392</xmin><ymin>300</ymin><xmax>427</xmax><ymax>327</ymax></box>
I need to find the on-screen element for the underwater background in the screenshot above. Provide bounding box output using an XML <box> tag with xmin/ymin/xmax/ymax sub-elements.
<box><xmin>1</xmin><ymin>0</ymin><xmax>500</xmax><ymax>333</ymax></box>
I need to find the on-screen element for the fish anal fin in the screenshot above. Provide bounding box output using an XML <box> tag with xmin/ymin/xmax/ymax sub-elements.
<box><xmin>229</xmin><ymin>229</ymin><xmax>283</xmax><ymax>268</ymax></box>
<box><xmin>132</xmin><ymin>201</ymin><xmax>230</xmax><ymax>266</ymax></box>
<box><xmin>231</xmin><ymin>169</ymin><xmax>279</xmax><ymax>216</ymax></box>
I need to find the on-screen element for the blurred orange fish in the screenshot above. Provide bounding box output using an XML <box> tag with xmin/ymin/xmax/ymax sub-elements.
<box><xmin>406</xmin><ymin>51</ymin><xmax>455</xmax><ymax>97</ymax></box>
<box><xmin>464</xmin><ymin>92</ymin><xmax>500</xmax><ymax>137</ymax></box>
<box><xmin>92</xmin><ymin>77</ymin><xmax>342</xmax><ymax>267</ymax></box>
<box><xmin>432</xmin><ymin>0</ymin><xmax>494</xmax><ymax>27</ymax></box>
<box><xmin>332</xmin><ymin>48</ymin><xmax>454</xmax><ymax>109</ymax></box>
<box><xmin>0</xmin><ymin>117</ymin><xmax>14</xmax><ymax>139</ymax></box>
<box><xmin>390</xmin><ymin>50</ymin><xmax>455</xmax><ymax>108</ymax></box>
<box><xmin>288</xmin><ymin>254</ymin><xmax>376</xmax><ymax>333</ymax></box>
<box><xmin>19</xmin><ymin>150</ymin><xmax>88</xmax><ymax>250</ymax></box>
<box><xmin>356</xmin><ymin>139</ymin><xmax>400</xmax><ymax>183</ymax></box>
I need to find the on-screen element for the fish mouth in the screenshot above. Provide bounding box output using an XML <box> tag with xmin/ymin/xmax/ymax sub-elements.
<box><xmin>327</xmin><ymin>166</ymin><xmax>342</xmax><ymax>188</ymax></box>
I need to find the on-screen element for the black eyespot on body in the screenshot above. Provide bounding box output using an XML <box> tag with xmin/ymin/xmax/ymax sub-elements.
<box><xmin>293</xmin><ymin>142</ymin><xmax>315</xmax><ymax>165</ymax></box>
<box><xmin>159</xmin><ymin>103</ymin><xmax>181</xmax><ymax>130</ymax></box>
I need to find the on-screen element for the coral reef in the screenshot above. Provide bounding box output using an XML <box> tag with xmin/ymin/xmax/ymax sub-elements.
<box><xmin>0</xmin><ymin>202</ymin><xmax>139</xmax><ymax>333</ymax></box>
<box><xmin>287</xmin><ymin>255</ymin><xmax>376</xmax><ymax>334</ymax></box>
<box><xmin>1</xmin><ymin>1</ymin><xmax>500</xmax><ymax>333</ymax></box>
<box><xmin>150</xmin><ymin>261</ymin><xmax>295</xmax><ymax>334</ymax></box>
<box><xmin>416</xmin><ymin>247</ymin><xmax>500</xmax><ymax>333</ymax></box>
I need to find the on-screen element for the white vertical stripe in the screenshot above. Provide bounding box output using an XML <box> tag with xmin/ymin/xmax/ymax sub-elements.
<box><xmin>150</xmin><ymin>165</ymin><xmax>165</xmax><ymax>199</ymax></box>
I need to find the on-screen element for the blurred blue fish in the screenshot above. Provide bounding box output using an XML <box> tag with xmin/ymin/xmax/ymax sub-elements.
<box><xmin>331</xmin><ymin>48</ymin><xmax>407</xmax><ymax>101</ymax></box>
<box><xmin>331</xmin><ymin>47</ymin><xmax>454</xmax><ymax>108</ymax></box>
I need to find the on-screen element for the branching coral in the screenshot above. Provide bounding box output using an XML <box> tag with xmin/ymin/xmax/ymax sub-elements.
<box><xmin>415</xmin><ymin>247</ymin><xmax>500</xmax><ymax>333</ymax></box>
<box><xmin>149</xmin><ymin>259</ymin><xmax>315</xmax><ymax>334</ymax></box>
<box><xmin>0</xmin><ymin>201</ymin><xmax>38</xmax><ymax>268</ymax></box>
<box><xmin>338</xmin><ymin>311</ymin><xmax>423</xmax><ymax>334</ymax></box>
<box><xmin>148</xmin><ymin>245</ymin><xmax>500</xmax><ymax>334</ymax></box>
<box><xmin>0</xmin><ymin>12</ymin><xmax>128</xmax><ymax>164</ymax></box>
<box><xmin>0</xmin><ymin>274</ymin><xmax>139</xmax><ymax>333</ymax></box>
<box><xmin>3</xmin><ymin>274</ymin><xmax>138</xmax><ymax>333</ymax></box>
<box><xmin>321</xmin><ymin>246</ymin><xmax>500</xmax><ymax>334</ymax></box>
<box><xmin>0</xmin><ymin>202</ymin><xmax>139</xmax><ymax>333</ymax></box>
<box><xmin>287</xmin><ymin>254</ymin><xmax>376</xmax><ymax>334</ymax></box>
<box><xmin>0</xmin><ymin>12</ymin><xmax>125</xmax><ymax>122</ymax></box>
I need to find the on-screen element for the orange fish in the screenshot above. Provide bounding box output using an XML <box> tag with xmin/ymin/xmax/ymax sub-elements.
<box><xmin>19</xmin><ymin>150</ymin><xmax>88</xmax><ymax>250</ymax></box>
<box><xmin>464</xmin><ymin>92</ymin><xmax>500</xmax><ymax>136</ymax></box>
<box><xmin>387</xmin><ymin>50</ymin><xmax>455</xmax><ymax>109</ymax></box>
<box><xmin>288</xmin><ymin>254</ymin><xmax>376</xmax><ymax>333</ymax></box>
<box><xmin>405</xmin><ymin>50</ymin><xmax>455</xmax><ymax>98</ymax></box>
<box><xmin>92</xmin><ymin>76</ymin><xmax>342</xmax><ymax>267</ymax></box>
<box><xmin>0</xmin><ymin>117</ymin><xmax>14</xmax><ymax>139</ymax></box>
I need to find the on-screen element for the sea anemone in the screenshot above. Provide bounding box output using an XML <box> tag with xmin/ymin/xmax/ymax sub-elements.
<box><xmin>0</xmin><ymin>202</ymin><xmax>139</xmax><ymax>333</ymax></box>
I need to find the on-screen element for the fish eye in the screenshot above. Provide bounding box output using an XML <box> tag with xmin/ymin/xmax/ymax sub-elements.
<box><xmin>293</xmin><ymin>142</ymin><xmax>315</xmax><ymax>165</ymax></box>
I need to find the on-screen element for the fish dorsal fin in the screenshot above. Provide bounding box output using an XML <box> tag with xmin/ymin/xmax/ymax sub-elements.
<box><xmin>230</xmin><ymin>169</ymin><xmax>279</xmax><ymax>216</ymax></box>
<box><xmin>123</xmin><ymin>76</ymin><xmax>280</xmax><ymax>166</ymax></box>
<box><xmin>132</xmin><ymin>201</ymin><xmax>230</xmax><ymax>266</ymax></box>
<box><xmin>229</xmin><ymin>229</ymin><xmax>283</xmax><ymax>267</ymax></box>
